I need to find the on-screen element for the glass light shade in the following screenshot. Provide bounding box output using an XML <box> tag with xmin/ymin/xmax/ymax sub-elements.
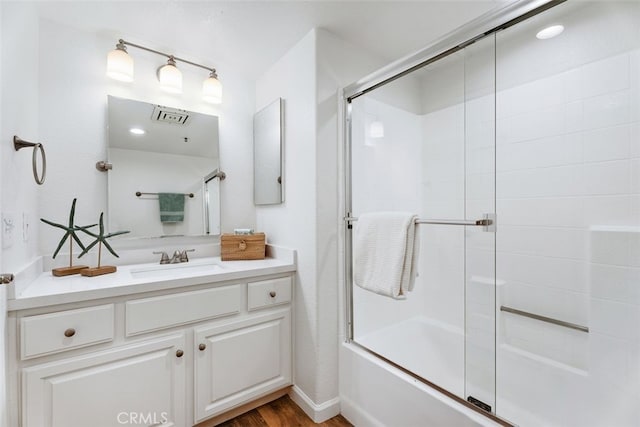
<box><xmin>202</xmin><ymin>75</ymin><xmax>222</xmax><ymax>104</ymax></box>
<box><xmin>106</xmin><ymin>48</ymin><xmax>134</xmax><ymax>82</ymax></box>
<box><xmin>158</xmin><ymin>62</ymin><xmax>182</xmax><ymax>94</ymax></box>
<box><xmin>536</xmin><ymin>24</ymin><xmax>564</xmax><ymax>40</ymax></box>
<box><xmin>370</xmin><ymin>120</ymin><xmax>385</xmax><ymax>138</ymax></box>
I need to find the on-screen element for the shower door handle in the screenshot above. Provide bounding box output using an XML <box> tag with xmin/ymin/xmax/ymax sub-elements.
<box><xmin>345</xmin><ymin>213</ymin><xmax>496</xmax><ymax>231</ymax></box>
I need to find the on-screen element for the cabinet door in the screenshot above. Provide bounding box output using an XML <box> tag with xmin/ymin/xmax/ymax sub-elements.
<box><xmin>22</xmin><ymin>334</ymin><xmax>186</xmax><ymax>427</ymax></box>
<box><xmin>194</xmin><ymin>308</ymin><xmax>291</xmax><ymax>422</ymax></box>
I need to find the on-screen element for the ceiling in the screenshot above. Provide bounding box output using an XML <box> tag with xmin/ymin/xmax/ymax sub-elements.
<box><xmin>31</xmin><ymin>0</ymin><xmax>503</xmax><ymax>80</ymax></box>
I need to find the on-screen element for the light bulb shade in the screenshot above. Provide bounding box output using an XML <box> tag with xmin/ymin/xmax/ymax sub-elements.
<box><xmin>202</xmin><ymin>74</ymin><xmax>222</xmax><ymax>104</ymax></box>
<box><xmin>158</xmin><ymin>59</ymin><xmax>182</xmax><ymax>94</ymax></box>
<box><xmin>106</xmin><ymin>47</ymin><xmax>133</xmax><ymax>82</ymax></box>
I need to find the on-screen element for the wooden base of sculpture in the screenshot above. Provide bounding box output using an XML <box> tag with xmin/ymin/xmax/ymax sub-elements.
<box><xmin>80</xmin><ymin>266</ymin><xmax>117</xmax><ymax>277</ymax></box>
<box><xmin>52</xmin><ymin>265</ymin><xmax>89</xmax><ymax>277</ymax></box>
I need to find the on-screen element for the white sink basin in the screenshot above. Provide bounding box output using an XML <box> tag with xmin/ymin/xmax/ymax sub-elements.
<box><xmin>130</xmin><ymin>262</ymin><xmax>223</xmax><ymax>279</ymax></box>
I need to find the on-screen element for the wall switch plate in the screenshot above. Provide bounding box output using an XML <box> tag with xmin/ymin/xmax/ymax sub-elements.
<box><xmin>2</xmin><ymin>212</ymin><xmax>16</xmax><ymax>249</ymax></box>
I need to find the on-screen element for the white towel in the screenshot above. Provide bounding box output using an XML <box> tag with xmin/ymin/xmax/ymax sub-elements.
<box><xmin>354</xmin><ymin>212</ymin><xmax>420</xmax><ymax>299</ymax></box>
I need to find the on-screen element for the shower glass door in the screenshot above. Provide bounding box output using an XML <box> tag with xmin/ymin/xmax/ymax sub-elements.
<box><xmin>494</xmin><ymin>2</ymin><xmax>640</xmax><ymax>426</ymax></box>
<box><xmin>348</xmin><ymin>33</ymin><xmax>497</xmax><ymax>410</ymax></box>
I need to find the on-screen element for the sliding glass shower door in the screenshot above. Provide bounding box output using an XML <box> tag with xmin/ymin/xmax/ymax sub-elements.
<box><xmin>348</xmin><ymin>33</ymin><xmax>497</xmax><ymax>410</ymax></box>
<box><xmin>494</xmin><ymin>2</ymin><xmax>640</xmax><ymax>426</ymax></box>
<box><xmin>348</xmin><ymin>2</ymin><xmax>640</xmax><ymax>425</ymax></box>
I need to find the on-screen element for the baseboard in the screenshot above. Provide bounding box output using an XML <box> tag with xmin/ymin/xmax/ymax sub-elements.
<box><xmin>289</xmin><ymin>385</ymin><xmax>341</xmax><ymax>423</ymax></box>
<box><xmin>339</xmin><ymin>395</ymin><xmax>385</xmax><ymax>427</ymax></box>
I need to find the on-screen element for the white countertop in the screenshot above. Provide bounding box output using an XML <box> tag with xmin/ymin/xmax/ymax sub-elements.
<box><xmin>8</xmin><ymin>247</ymin><xmax>296</xmax><ymax>311</ymax></box>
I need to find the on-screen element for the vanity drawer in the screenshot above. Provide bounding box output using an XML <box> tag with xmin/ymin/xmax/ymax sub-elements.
<box><xmin>20</xmin><ymin>304</ymin><xmax>115</xmax><ymax>360</ymax></box>
<box><xmin>247</xmin><ymin>276</ymin><xmax>292</xmax><ymax>311</ymax></box>
<box><xmin>126</xmin><ymin>284</ymin><xmax>241</xmax><ymax>336</ymax></box>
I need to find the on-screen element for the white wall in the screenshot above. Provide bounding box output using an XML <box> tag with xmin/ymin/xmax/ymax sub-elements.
<box><xmin>1</xmin><ymin>3</ymin><xmax>41</xmax><ymax>275</ymax></box>
<box><xmin>35</xmin><ymin>16</ymin><xmax>255</xmax><ymax>258</ymax></box>
<box><xmin>255</xmin><ymin>28</ymin><xmax>385</xmax><ymax>417</ymax></box>
<box><xmin>256</xmin><ymin>29</ymin><xmax>318</xmax><ymax>406</ymax></box>
<box><xmin>0</xmin><ymin>6</ymin><xmax>255</xmax><ymax>271</ymax></box>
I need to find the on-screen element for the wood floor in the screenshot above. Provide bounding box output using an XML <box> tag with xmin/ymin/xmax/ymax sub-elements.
<box><xmin>218</xmin><ymin>395</ymin><xmax>352</xmax><ymax>427</ymax></box>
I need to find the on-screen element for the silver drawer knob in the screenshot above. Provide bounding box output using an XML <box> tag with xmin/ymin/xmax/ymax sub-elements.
<box><xmin>176</xmin><ymin>349</ymin><xmax>184</xmax><ymax>358</ymax></box>
<box><xmin>64</xmin><ymin>328</ymin><xmax>76</xmax><ymax>338</ymax></box>
<box><xmin>199</xmin><ymin>343</ymin><xmax>206</xmax><ymax>351</ymax></box>
<box><xmin>269</xmin><ymin>291</ymin><xmax>276</xmax><ymax>298</ymax></box>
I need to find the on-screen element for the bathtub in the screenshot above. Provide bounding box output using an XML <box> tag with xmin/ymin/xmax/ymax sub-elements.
<box><xmin>339</xmin><ymin>315</ymin><xmax>502</xmax><ymax>427</ymax></box>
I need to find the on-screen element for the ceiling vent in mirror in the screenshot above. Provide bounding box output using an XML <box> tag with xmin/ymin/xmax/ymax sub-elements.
<box><xmin>152</xmin><ymin>105</ymin><xmax>190</xmax><ymax>125</ymax></box>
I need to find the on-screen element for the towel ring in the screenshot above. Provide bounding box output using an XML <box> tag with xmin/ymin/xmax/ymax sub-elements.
<box><xmin>14</xmin><ymin>136</ymin><xmax>46</xmax><ymax>185</ymax></box>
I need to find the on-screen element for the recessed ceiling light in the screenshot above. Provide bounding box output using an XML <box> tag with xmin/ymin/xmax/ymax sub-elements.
<box><xmin>536</xmin><ymin>24</ymin><xmax>564</xmax><ymax>40</ymax></box>
<box><xmin>129</xmin><ymin>127</ymin><xmax>145</xmax><ymax>135</ymax></box>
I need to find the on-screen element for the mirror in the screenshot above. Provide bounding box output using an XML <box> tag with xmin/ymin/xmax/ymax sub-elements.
<box><xmin>254</xmin><ymin>98</ymin><xmax>284</xmax><ymax>205</ymax></box>
<box><xmin>107</xmin><ymin>96</ymin><xmax>222</xmax><ymax>238</ymax></box>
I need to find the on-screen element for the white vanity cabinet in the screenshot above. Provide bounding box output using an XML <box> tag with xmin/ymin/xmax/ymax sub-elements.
<box><xmin>194</xmin><ymin>308</ymin><xmax>291</xmax><ymax>422</ymax></box>
<box><xmin>22</xmin><ymin>334</ymin><xmax>187</xmax><ymax>427</ymax></box>
<box><xmin>8</xmin><ymin>271</ymin><xmax>294</xmax><ymax>427</ymax></box>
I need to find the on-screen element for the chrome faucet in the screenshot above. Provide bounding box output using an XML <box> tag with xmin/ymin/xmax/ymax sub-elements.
<box><xmin>153</xmin><ymin>251</ymin><xmax>170</xmax><ymax>264</ymax></box>
<box><xmin>153</xmin><ymin>249</ymin><xmax>194</xmax><ymax>264</ymax></box>
<box><xmin>179</xmin><ymin>249</ymin><xmax>195</xmax><ymax>262</ymax></box>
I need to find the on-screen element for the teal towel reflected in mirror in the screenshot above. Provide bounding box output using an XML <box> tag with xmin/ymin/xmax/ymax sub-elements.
<box><xmin>158</xmin><ymin>193</ymin><xmax>185</xmax><ymax>223</ymax></box>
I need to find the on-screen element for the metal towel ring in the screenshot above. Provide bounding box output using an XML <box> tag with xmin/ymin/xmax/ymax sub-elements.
<box><xmin>14</xmin><ymin>136</ymin><xmax>46</xmax><ymax>185</ymax></box>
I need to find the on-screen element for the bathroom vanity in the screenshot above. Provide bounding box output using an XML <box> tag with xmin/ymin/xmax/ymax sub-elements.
<box><xmin>5</xmin><ymin>248</ymin><xmax>296</xmax><ymax>427</ymax></box>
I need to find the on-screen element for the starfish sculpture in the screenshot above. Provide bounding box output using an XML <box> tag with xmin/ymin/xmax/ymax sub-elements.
<box><xmin>40</xmin><ymin>198</ymin><xmax>97</xmax><ymax>266</ymax></box>
<box><xmin>78</xmin><ymin>213</ymin><xmax>129</xmax><ymax>267</ymax></box>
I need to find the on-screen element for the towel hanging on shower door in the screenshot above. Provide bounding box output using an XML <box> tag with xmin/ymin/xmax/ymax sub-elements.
<box><xmin>353</xmin><ymin>211</ymin><xmax>420</xmax><ymax>299</ymax></box>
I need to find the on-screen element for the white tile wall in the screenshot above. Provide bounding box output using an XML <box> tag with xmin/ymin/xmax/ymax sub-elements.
<box><xmin>494</xmin><ymin>4</ymin><xmax>640</xmax><ymax>422</ymax></box>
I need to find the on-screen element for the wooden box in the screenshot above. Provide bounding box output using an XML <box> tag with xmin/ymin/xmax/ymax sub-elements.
<box><xmin>221</xmin><ymin>233</ymin><xmax>266</xmax><ymax>261</ymax></box>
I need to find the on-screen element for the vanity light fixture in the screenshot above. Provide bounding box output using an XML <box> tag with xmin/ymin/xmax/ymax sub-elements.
<box><xmin>106</xmin><ymin>41</ymin><xmax>134</xmax><ymax>82</ymax></box>
<box><xmin>106</xmin><ymin>39</ymin><xmax>221</xmax><ymax>104</ymax></box>
<box><xmin>158</xmin><ymin>56</ymin><xmax>183</xmax><ymax>94</ymax></box>
<box><xmin>202</xmin><ymin>70</ymin><xmax>222</xmax><ymax>104</ymax></box>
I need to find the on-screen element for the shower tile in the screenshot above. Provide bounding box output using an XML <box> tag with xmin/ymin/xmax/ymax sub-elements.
<box><xmin>583</xmin><ymin>124</ymin><xmax>631</xmax><ymax>162</ymax></box>
<box><xmin>583</xmin><ymin>160</ymin><xmax>631</xmax><ymax>195</ymax></box>
<box><xmin>632</xmin><ymin>158</ymin><xmax>640</xmax><ymax>194</ymax></box>
<box><xmin>590</xmin><ymin>228</ymin><xmax>640</xmax><ymax>267</ymax></box>
<box><xmin>580</xmin><ymin>54</ymin><xmax>630</xmax><ymax>100</ymax></box>
<box><xmin>497</xmin><ymin>253</ymin><xmax>587</xmax><ymax>293</ymax></box>
<box><xmin>497</xmin><ymin>73</ymin><xmax>567</xmax><ymax>118</ymax></box>
<box><xmin>590</xmin><ymin>264</ymin><xmax>640</xmax><ymax>305</ymax></box>
<box><xmin>582</xmin><ymin>195</ymin><xmax>635</xmax><ymax>226</ymax></box>
<box><xmin>564</xmin><ymin>100</ymin><xmax>584</xmax><ymax>134</ymax></box>
<box><xmin>589</xmin><ymin>333</ymin><xmax>628</xmax><ymax>383</ymax></box>
<box><xmin>496</xmin><ymin>133</ymin><xmax>583</xmax><ymax>172</ymax></box>
<box><xmin>499</xmin><ymin>225</ymin><xmax>587</xmax><ymax>260</ymax></box>
<box><xmin>590</xmin><ymin>298</ymin><xmax>640</xmax><ymax>341</ymax></box>
<box><xmin>583</xmin><ymin>90</ymin><xmax>631</xmax><ymax>131</ymax></box>
<box><xmin>505</xmin><ymin>104</ymin><xmax>565</xmax><ymax>144</ymax></box>
<box><xmin>502</xmin><ymin>280</ymin><xmax>589</xmax><ymax>324</ymax></box>
<box><xmin>497</xmin><ymin>164</ymin><xmax>585</xmax><ymax>198</ymax></box>
<box><xmin>497</xmin><ymin>197</ymin><xmax>583</xmax><ymax>228</ymax></box>
<box><xmin>631</xmin><ymin>122</ymin><xmax>640</xmax><ymax>158</ymax></box>
<box><xmin>466</xmin><ymin>146</ymin><xmax>494</xmax><ymax>175</ymax></box>
<box><xmin>632</xmin><ymin>195</ymin><xmax>640</xmax><ymax>222</ymax></box>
